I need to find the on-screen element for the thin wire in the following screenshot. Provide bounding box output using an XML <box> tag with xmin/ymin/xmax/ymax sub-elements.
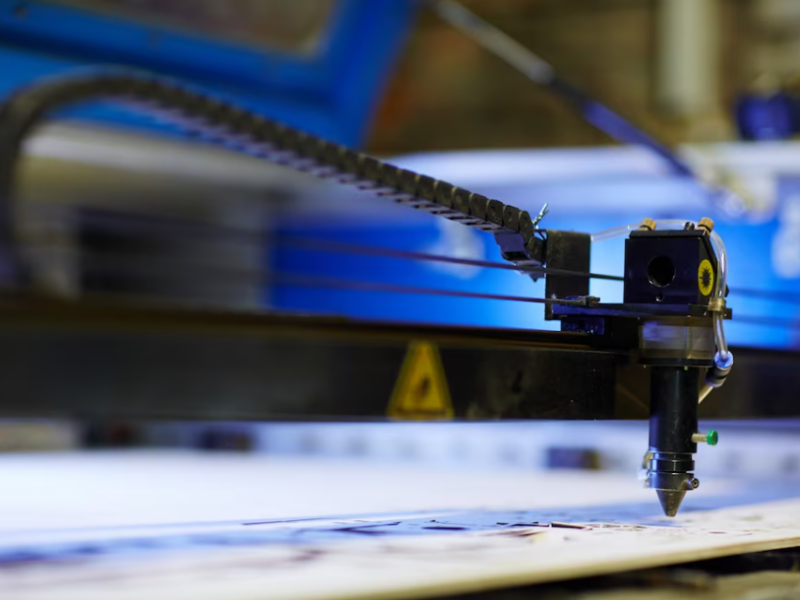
<box><xmin>275</xmin><ymin>236</ymin><xmax>624</xmax><ymax>281</ymax></box>
<box><xmin>32</xmin><ymin>211</ymin><xmax>626</xmax><ymax>282</ymax></box>
<box><xmin>41</xmin><ymin>213</ymin><xmax>800</xmax><ymax>303</ymax></box>
<box><xmin>36</xmin><ymin>212</ymin><xmax>800</xmax><ymax>305</ymax></box>
<box><xmin>69</xmin><ymin>250</ymin><xmax>800</xmax><ymax>324</ymax></box>
<box><xmin>271</xmin><ymin>274</ymin><xmax>591</xmax><ymax>306</ymax></box>
<box><xmin>75</xmin><ymin>252</ymin><xmax>592</xmax><ymax>306</ymax></box>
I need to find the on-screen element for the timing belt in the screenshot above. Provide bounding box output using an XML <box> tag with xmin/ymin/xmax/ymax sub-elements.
<box><xmin>0</xmin><ymin>72</ymin><xmax>543</xmax><ymax>286</ymax></box>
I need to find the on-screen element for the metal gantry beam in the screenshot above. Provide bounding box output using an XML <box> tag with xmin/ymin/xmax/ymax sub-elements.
<box><xmin>0</xmin><ymin>297</ymin><xmax>795</xmax><ymax>423</ymax></box>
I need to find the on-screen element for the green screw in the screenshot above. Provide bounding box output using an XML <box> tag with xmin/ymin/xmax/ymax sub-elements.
<box><xmin>692</xmin><ymin>430</ymin><xmax>719</xmax><ymax>446</ymax></box>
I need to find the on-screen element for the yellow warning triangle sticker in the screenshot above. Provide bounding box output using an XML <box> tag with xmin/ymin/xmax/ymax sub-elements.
<box><xmin>388</xmin><ymin>341</ymin><xmax>453</xmax><ymax>420</ymax></box>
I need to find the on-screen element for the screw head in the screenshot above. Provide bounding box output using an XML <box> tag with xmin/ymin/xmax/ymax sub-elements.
<box><xmin>707</xmin><ymin>429</ymin><xmax>719</xmax><ymax>446</ymax></box>
<box><xmin>698</xmin><ymin>217</ymin><xmax>715</xmax><ymax>233</ymax></box>
<box><xmin>639</xmin><ymin>218</ymin><xmax>656</xmax><ymax>231</ymax></box>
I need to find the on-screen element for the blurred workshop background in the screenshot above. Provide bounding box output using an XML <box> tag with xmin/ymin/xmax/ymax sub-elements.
<box><xmin>3</xmin><ymin>0</ymin><xmax>800</xmax><ymax>480</ymax></box>
<box><xmin>377</xmin><ymin>0</ymin><xmax>792</xmax><ymax>151</ymax></box>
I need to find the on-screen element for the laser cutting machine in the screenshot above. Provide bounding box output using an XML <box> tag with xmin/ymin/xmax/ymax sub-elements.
<box><xmin>0</xmin><ymin>0</ymin><xmax>799</xmax><ymax>533</ymax></box>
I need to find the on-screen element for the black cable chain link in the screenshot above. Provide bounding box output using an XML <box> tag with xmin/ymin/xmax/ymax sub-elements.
<box><xmin>0</xmin><ymin>72</ymin><xmax>541</xmax><ymax>284</ymax></box>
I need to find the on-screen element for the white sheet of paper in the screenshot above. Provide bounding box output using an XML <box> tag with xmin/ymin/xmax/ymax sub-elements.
<box><xmin>2</xmin><ymin>451</ymin><xmax>798</xmax><ymax>600</ymax></box>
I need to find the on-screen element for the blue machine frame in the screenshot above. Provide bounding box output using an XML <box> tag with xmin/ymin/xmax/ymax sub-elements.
<box><xmin>0</xmin><ymin>0</ymin><xmax>418</xmax><ymax>146</ymax></box>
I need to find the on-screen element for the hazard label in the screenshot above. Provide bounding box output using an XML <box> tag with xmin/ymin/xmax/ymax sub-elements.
<box><xmin>698</xmin><ymin>259</ymin><xmax>714</xmax><ymax>296</ymax></box>
<box><xmin>388</xmin><ymin>341</ymin><xmax>453</xmax><ymax>420</ymax></box>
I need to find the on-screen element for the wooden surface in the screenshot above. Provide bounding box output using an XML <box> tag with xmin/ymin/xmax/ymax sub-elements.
<box><xmin>4</xmin><ymin>451</ymin><xmax>800</xmax><ymax>600</ymax></box>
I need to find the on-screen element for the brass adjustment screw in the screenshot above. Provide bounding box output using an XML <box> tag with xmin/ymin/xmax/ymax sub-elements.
<box><xmin>639</xmin><ymin>218</ymin><xmax>656</xmax><ymax>231</ymax></box>
<box><xmin>698</xmin><ymin>217</ymin><xmax>715</xmax><ymax>233</ymax></box>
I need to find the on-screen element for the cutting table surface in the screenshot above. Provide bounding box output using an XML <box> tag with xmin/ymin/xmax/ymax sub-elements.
<box><xmin>4</xmin><ymin>451</ymin><xmax>800</xmax><ymax>600</ymax></box>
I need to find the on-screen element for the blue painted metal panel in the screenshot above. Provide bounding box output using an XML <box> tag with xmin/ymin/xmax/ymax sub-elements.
<box><xmin>322</xmin><ymin>0</ymin><xmax>418</xmax><ymax>144</ymax></box>
<box><xmin>0</xmin><ymin>0</ymin><xmax>418</xmax><ymax>146</ymax></box>
<box><xmin>0</xmin><ymin>45</ymin><xmax>343</xmax><ymax>140</ymax></box>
